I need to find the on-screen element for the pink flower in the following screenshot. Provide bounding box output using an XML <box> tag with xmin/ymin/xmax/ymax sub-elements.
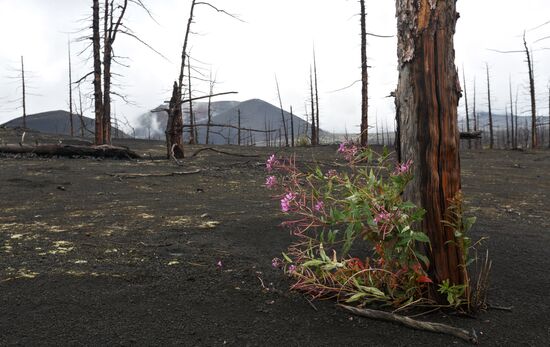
<box><xmin>266</xmin><ymin>154</ymin><xmax>278</xmax><ymax>172</ymax></box>
<box><xmin>337</xmin><ymin>142</ymin><xmax>347</xmax><ymax>153</ymax></box>
<box><xmin>287</xmin><ymin>264</ymin><xmax>296</xmax><ymax>273</ymax></box>
<box><xmin>265</xmin><ymin>175</ymin><xmax>277</xmax><ymax>189</ymax></box>
<box><xmin>271</xmin><ymin>258</ymin><xmax>283</xmax><ymax>269</ymax></box>
<box><xmin>394</xmin><ymin>159</ymin><xmax>412</xmax><ymax>175</ymax></box>
<box><xmin>216</xmin><ymin>260</ymin><xmax>223</xmax><ymax>268</ymax></box>
<box><xmin>314</xmin><ymin>200</ymin><xmax>324</xmax><ymax>212</ymax></box>
<box><xmin>280</xmin><ymin>192</ymin><xmax>296</xmax><ymax>213</ymax></box>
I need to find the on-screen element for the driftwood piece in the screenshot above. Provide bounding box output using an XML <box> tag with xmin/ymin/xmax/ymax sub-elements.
<box><xmin>0</xmin><ymin>144</ymin><xmax>141</xmax><ymax>159</ymax></box>
<box><xmin>191</xmin><ymin>147</ymin><xmax>259</xmax><ymax>158</ymax></box>
<box><xmin>108</xmin><ymin>170</ymin><xmax>201</xmax><ymax>179</ymax></box>
<box><xmin>338</xmin><ymin>305</ymin><xmax>478</xmax><ymax>345</ymax></box>
<box><xmin>460</xmin><ymin>131</ymin><xmax>482</xmax><ymax>140</ymax></box>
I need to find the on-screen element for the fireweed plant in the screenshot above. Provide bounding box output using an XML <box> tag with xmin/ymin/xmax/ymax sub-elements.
<box><xmin>267</xmin><ymin>143</ymin><xmax>475</xmax><ymax>310</ymax></box>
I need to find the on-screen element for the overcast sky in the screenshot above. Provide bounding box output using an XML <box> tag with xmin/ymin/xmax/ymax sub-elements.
<box><xmin>1</xmin><ymin>0</ymin><xmax>549</xmax><ymax>133</ymax></box>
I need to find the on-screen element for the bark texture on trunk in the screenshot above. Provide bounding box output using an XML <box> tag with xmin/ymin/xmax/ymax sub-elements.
<box><xmin>165</xmin><ymin>82</ymin><xmax>185</xmax><ymax>159</ymax></box>
<box><xmin>92</xmin><ymin>0</ymin><xmax>104</xmax><ymax>145</ymax></box>
<box><xmin>395</xmin><ymin>0</ymin><xmax>466</xmax><ymax>294</ymax></box>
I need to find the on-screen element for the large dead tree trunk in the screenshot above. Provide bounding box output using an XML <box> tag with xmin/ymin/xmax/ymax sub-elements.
<box><xmin>360</xmin><ymin>0</ymin><xmax>369</xmax><ymax>146</ymax></box>
<box><xmin>165</xmin><ymin>82</ymin><xmax>185</xmax><ymax>158</ymax></box>
<box><xmin>395</xmin><ymin>0</ymin><xmax>467</xmax><ymax>299</ymax></box>
<box><xmin>92</xmin><ymin>0</ymin><xmax>104</xmax><ymax>145</ymax></box>
<box><xmin>524</xmin><ymin>35</ymin><xmax>537</xmax><ymax>149</ymax></box>
<box><xmin>290</xmin><ymin>106</ymin><xmax>295</xmax><ymax>147</ymax></box>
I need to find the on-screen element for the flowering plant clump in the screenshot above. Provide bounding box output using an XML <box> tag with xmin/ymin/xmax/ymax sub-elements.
<box><xmin>267</xmin><ymin>143</ymin><xmax>436</xmax><ymax>308</ymax></box>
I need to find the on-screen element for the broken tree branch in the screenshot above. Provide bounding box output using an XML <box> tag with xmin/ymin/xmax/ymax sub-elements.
<box><xmin>338</xmin><ymin>305</ymin><xmax>478</xmax><ymax>345</ymax></box>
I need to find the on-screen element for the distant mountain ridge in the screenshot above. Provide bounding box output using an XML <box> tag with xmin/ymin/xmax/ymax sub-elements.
<box><xmin>135</xmin><ymin>98</ymin><xmax>320</xmax><ymax>145</ymax></box>
<box><xmin>1</xmin><ymin>110</ymin><xmax>128</xmax><ymax>138</ymax></box>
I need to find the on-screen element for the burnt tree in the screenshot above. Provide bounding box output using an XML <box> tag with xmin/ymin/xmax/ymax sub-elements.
<box><xmin>462</xmin><ymin>67</ymin><xmax>470</xmax><ymax>149</ymax></box>
<box><xmin>486</xmin><ymin>64</ymin><xmax>494</xmax><ymax>149</ymax></box>
<box><xmin>309</xmin><ymin>67</ymin><xmax>317</xmax><ymax>145</ymax></box>
<box><xmin>360</xmin><ymin>0</ymin><xmax>369</xmax><ymax>146</ymax></box>
<box><xmin>92</xmin><ymin>0</ymin><xmax>104</xmax><ymax>144</ymax></box>
<box><xmin>523</xmin><ymin>34</ymin><xmax>537</xmax><ymax>148</ymax></box>
<box><xmin>275</xmin><ymin>75</ymin><xmax>289</xmax><ymax>146</ymax></box>
<box><xmin>68</xmin><ymin>39</ymin><xmax>74</xmax><ymax>137</ymax></box>
<box><xmin>395</xmin><ymin>0</ymin><xmax>468</xmax><ymax>299</ymax></box>
<box><xmin>20</xmin><ymin>56</ymin><xmax>27</xmax><ymax>129</ymax></box>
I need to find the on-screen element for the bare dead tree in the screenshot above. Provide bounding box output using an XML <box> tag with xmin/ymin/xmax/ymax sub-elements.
<box><xmin>509</xmin><ymin>77</ymin><xmax>515</xmax><ymax>149</ymax></box>
<box><xmin>523</xmin><ymin>33</ymin><xmax>537</xmax><ymax>148</ymax></box>
<box><xmin>309</xmin><ymin>67</ymin><xmax>317</xmax><ymax>146</ymax></box>
<box><xmin>462</xmin><ymin>67</ymin><xmax>471</xmax><ymax>149</ymax></box>
<box><xmin>205</xmin><ymin>72</ymin><xmax>216</xmax><ymax>145</ymax></box>
<box><xmin>395</xmin><ymin>0</ymin><xmax>468</xmax><ymax>299</ymax></box>
<box><xmin>275</xmin><ymin>75</ymin><xmax>289</xmax><ymax>146</ymax></box>
<box><xmin>486</xmin><ymin>64</ymin><xmax>494</xmax><ymax>149</ymax></box>
<box><xmin>68</xmin><ymin>39</ymin><xmax>74</xmax><ymax>137</ymax></box>
<box><xmin>237</xmin><ymin>109</ymin><xmax>242</xmax><ymax>146</ymax></box>
<box><xmin>313</xmin><ymin>48</ymin><xmax>320</xmax><ymax>145</ymax></box>
<box><xmin>78</xmin><ymin>86</ymin><xmax>86</xmax><ymax>137</ymax></box>
<box><xmin>187</xmin><ymin>60</ymin><xmax>197</xmax><ymax>145</ymax></box>
<box><xmin>290</xmin><ymin>105</ymin><xmax>295</xmax><ymax>147</ymax></box>
<box><xmin>20</xmin><ymin>56</ymin><xmax>27</xmax><ymax>129</ymax></box>
<box><xmin>548</xmin><ymin>85</ymin><xmax>550</xmax><ymax>149</ymax></box>
<box><xmin>359</xmin><ymin>0</ymin><xmax>368</xmax><ymax>146</ymax></box>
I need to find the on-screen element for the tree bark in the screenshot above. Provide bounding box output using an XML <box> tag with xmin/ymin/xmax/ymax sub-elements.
<box><xmin>165</xmin><ymin>82</ymin><xmax>185</xmax><ymax>159</ymax></box>
<box><xmin>395</xmin><ymin>0</ymin><xmax>467</xmax><ymax>298</ymax></box>
<box><xmin>92</xmin><ymin>0</ymin><xmax>104</xmax><ymax>145</ymax></box>
<box><xmin>360</xmin><ymin>0</ymin><xmax>369</xmax><ymax>146</ymax></box>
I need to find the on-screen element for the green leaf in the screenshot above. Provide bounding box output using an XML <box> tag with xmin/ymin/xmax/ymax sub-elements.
<box><xmin>282</xmin><ymin>252</ymin><xmax>293</xmax><ymax>263</ymax></box>
<box><xmin>345</xmin><ymin>292</ymin><xmax>368</xmax><ymax>303</ymax></box>
<box><xmin>412</xmin><ymin>232</ymin><xmax>430</xmax><ymax>243</ymax></box>
<box><xmin>358</xmin><ymin>286</ymin><xmax>386</xmax><ymax>298</ymax></box>
<box><xmin>302</xmin><ymin>259</ymin><xmax>325</xmax><ymax>268</ymax></box>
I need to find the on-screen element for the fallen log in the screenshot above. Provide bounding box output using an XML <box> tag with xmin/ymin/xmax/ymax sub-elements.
<box><xmin>108</xmin><ymin>170</ymin><xmax>201</xmax><ymax>179</ymax></box>
<box><xmin>460</xmin><ymin>131</ymin><xmax>482</xmax><ymax>140</ymax></box>
<box><xmin>0</xmin><ymin>144</ymin><xmax>141</xmax><ymax>159</ymax></box>
<box><xmin>191</xmin><ymin>147</ymin><xmax>260</xmax><ymax>158</ymax></box>
<box><xmin>338</xmin><ymin>305</ymin><xmax>478</xmax><ymax>344</ymax></box>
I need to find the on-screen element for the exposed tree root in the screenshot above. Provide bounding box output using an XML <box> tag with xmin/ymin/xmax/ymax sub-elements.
<box><xmin>191</xmin><ymin>147</ymin><xmax>259</xmax><ymax>158</ymax></box>
<box><xmin>338</xmin><ymin>305</ymin><xmax>478</xmax><ymax>344</ymax></box>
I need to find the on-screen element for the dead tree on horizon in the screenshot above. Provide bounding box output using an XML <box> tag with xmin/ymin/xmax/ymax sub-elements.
<box><xmin>67</xmin><ymin>39</ymin><xmax>74</xmax><ymax>137</ymax></box>
<box><xmin>486</xmin><ymin>63</ymin><xmax>494</xmax><ymax>149</ymax></box>
<box><xmin>395</xmin><ymin>0</ymin><xmax>468</xmax><ymax>301</ymax></box>
<box><xmin>462</xmin><ymin>67</ymin><xmax>471</xmax><ymax>149</ymax></box>
<box><xmin>290</xmin><ymin>106</ymin><xmax>295</xmax><ymax>147</ymax></box>
<box><xmin>509</xmin><ymin>77</ymin><xmax>516</xmax><ymax>149</ymax></box>
<box><xmin>309</xmin><ymin>67</ymin><xmax>317</xmax><ymax>145</ymax></box>
<box><xmin>187</xmin><ymin>59</ymin><xmax>197</xmax><ymax>145</ymax></box>
<box><xmin>20</xmin><ymin>56</ymin><xmax>27</xmax><ymax>129</ymax></box>
<box><xmin>275</xmin><ymin>75</ymin><xmax>289</xmax><ymax>146</ymax></box>
<box><xmin>313</xmin><ymin>48</ymin><xmax>320</xmax><ymax>145</ymax></box>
